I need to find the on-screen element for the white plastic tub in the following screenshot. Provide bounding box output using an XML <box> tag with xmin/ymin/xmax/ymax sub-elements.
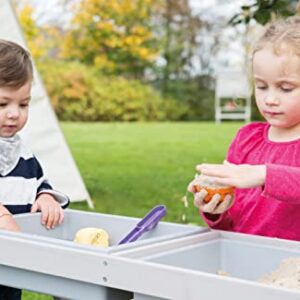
<box><xmin>14</xmin><ymin>209</ymin><xmax>206</xmax><ymax>253</ymax></box>
<box><xmin>128</xmin><ymin>231</ymin><xmax>300</xmax><ymax>300</ymax></box>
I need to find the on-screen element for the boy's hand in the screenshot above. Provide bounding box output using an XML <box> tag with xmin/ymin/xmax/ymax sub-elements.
<box><xmin>0</xmin><ymin>206</ymin><xmax>21</xmax><ymax>232</ymax></box>
<box><xmin>31</xmin><ymin>193</ymin><xmax>64</xmax><ymax>229</ymax></box>
<box><xmin>0</xmin><ymin>214</ymin><xmax>21</xmax><ymax>232</ymax></box>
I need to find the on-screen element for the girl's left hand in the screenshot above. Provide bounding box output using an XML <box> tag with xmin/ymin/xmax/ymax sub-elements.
<box><xmin>193</xmin><ymin>188</ymin><xmax>234</xmax><ymax>214</ymax></box>
<box><xmin>31</xmin><ymin>193</ymin><xmax>64</xmax><ymax>229</ymax></box>
<box><xmin>196</xmin><ymin>161</ymin><xmax>266</xmax><ymax>189</ymax></box>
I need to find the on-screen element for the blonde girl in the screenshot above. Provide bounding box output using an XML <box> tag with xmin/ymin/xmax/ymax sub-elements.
<box><xmin>188</xmin><ymin>16</ymin><xmax>300</xmax><ymax>241</ymax></box>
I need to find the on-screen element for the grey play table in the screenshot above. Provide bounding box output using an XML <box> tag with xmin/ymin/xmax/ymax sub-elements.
<box><xmin>0</xmin><ymin>209</ymin><xmax>204</xmax><ymax>299</ymax></box>
<box><xmin>0</xmin><ymin>210</ymin><xmax>299</xmax><ymax>300</ymax></box>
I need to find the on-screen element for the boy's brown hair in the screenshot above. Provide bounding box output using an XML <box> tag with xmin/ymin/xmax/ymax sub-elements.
<box><xmin>0</xmin><ymin>39</ymin><xmax>33</xmax><ymax>88</ymax></box>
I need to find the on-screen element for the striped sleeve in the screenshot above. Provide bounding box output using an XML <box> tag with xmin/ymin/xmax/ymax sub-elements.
<box><xmin>0</xmin><ymin>143</ymin><xmax>69</xmax><ymax>212</ymax></box>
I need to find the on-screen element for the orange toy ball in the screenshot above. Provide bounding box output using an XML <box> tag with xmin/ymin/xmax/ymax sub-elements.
<box><xmin>193</xmin><ymin>185</ymin><xmax>234</xmax><ymax>203</ymax></box>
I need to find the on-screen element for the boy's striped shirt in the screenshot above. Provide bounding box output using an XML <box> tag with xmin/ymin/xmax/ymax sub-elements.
<box><xmin>0</xmin><ymin>142</ymin><xmax>69</xmax><ymax>214</ymax></box>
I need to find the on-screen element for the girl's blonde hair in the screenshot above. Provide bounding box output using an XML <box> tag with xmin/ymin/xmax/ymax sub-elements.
<box><xmin>253</xmin><ymin>16</ymin><xmax>300</xmax><ymax>56</ymax></box>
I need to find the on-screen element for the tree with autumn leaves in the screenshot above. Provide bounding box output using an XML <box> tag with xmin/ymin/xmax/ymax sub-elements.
<box><xmin>16</xmin><ymin>0</ymin><xmax>210</xmax><ymax>121</ymax></box>
<box><xmin>17</xmin><ymin>0</ymin><xmax>206</xmax><ymax>82</ymax></box>
<box><xmin>16</xmin><ymin>0</ymin><xmax>300</xmax><ymax>121</ymax></box>
<box><xmin>16</xmin><ymin>0</ymin><xmax>195</xmax><ymax>121</ymax></box>
<box><xmin>61</xmin><ymin>0</ymin><xmax>160</xmax><ymax>78</ymax></box>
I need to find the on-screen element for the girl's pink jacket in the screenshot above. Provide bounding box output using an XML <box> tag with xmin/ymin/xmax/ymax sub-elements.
<box><xmin>202</xmin><ymin>122</ymin><xmax>300</xmax><ymax>241</ymax></box>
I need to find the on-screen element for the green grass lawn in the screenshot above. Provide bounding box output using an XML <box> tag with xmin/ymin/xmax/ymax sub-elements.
<box><xmin>23</xmin><ymin>121</ymin><xmax>242</xmax><ymax>299</ymax></box>
<box><xmin>65</xmin><ymin>122</ymin><xmax>242</xmax><ymax>224</ymax></box>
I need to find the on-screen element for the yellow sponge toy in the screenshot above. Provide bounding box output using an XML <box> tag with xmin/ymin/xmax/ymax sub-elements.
<box><xmin>74</xmin><ymin>227</ymin><xmax>109</xmax><ymax>247</ymax></box>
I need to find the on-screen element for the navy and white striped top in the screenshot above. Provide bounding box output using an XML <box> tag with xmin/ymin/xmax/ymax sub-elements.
<box><xmin>0</xmin><ymin>142</ymin><xmax>69</xmax><ymax>214</ymax></box>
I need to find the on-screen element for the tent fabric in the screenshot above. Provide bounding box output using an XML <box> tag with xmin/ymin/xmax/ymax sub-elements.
<box><xmin>0</xmin><ymin>0</ymin><xmax>93</xmax><ymax>208</ymax></box>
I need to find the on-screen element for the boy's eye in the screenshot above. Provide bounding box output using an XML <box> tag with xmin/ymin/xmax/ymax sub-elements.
<box><xmin>0</xmin><ymin>102</ymin><xmax>7</xmax><ymax>107</ymax></box>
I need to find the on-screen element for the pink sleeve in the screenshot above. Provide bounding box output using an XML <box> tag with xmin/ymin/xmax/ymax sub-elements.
<box><xmin>263</xmin><ymin>164</ymin><xmax>300</xmax><ymax>204</ymax></box>
<box><xmin>200</xmin><ymin>211</ymin><xmax>234</xmax><ymax>230</ymax></box>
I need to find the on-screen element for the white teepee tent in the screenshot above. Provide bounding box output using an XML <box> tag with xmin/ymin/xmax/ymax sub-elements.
<box><xmin>0</xmin><ymin>0</ymin><xmax>93</xmax><ymax>208</ymax></box>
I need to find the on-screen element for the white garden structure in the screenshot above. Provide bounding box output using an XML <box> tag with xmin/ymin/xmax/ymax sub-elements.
<box><xmin>215</xmin><ymin>71</ymin><xmax>252</xmax><ymax>123</ymax></box>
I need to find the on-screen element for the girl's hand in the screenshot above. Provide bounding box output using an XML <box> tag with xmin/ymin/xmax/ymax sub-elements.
<box><xmin>187</xmin><ymin>177</ymin><xmax>234</xmax><ymax>215</ymax></box>
<box><xmin>31</xmin><ymin>193</ymin><xmax>64</xmax><ymax>229</ymax></box>
<box><xmin>0</xmin><ymin>206</ymin><xmax>21</xmax><ymax>232</ymax></box>
<box><xmin>196</xmin><ymin>161</ymin><xmax>266</xmax><ymax>188</ymax></box>
<box><xmin>194</xmin><ymin>189</ymin><xmax>234</xmax><ymax>214</ymax></box>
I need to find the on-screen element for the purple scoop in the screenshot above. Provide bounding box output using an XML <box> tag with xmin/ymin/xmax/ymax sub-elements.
<box><xmin>118</xmin><ymin>205</ymin><xmax>167</xmax><ymax>245</ymax></box>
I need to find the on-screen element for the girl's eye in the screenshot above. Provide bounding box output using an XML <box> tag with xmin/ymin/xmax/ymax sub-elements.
<box><xmin>20</xmin><ymin>103</ymin><xmax>29</xmax><ymax>108</ymax></box>
<box><xmin>281</xmin><ymin>87</ymin><xmax>293</xmax><ymax>93</ymax></box>
<box><xmin>0</xmin><ymin>103</ymin><xmax>7</xmax><ymax>107</ymax></box>
<box><xmin>256</xmin><ymin>85</ymin><xmax>267</xmax><ymax>90</ymax></box>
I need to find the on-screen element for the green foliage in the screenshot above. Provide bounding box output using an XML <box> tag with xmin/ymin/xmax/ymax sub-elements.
<box><xmin>23</xmin><ymin>291</ymin><xmax>52</xmax><ymax>300</ymax></box>
<box><xmin>230</xmin><ymin>0</ymin><xmax>299</xmax><ymax>25</ymax></box>
<box><xmin>38</xmin><ymin>60</ymin><xmax>189</xmax><ymax>121</ymax></box>
<box><xmin>154</xmin><ymin>75</ymin><xmax>215</xmax><ymax>120</ymax></box>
